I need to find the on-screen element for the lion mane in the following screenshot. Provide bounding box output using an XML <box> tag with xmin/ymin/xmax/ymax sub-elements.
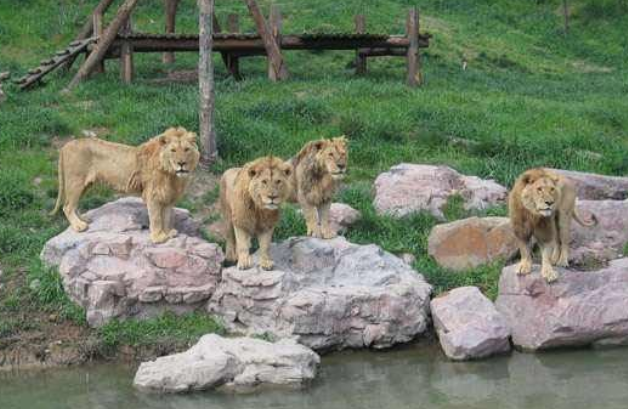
<box><xmin>290</xmin><ymin>136</ymin><xmax>348</xmax><ymax>239</ymax></box>
<box><xmin>509</xmin><ymin>168</ymin><xmax>597</xmax><ymax>282</ymax></box>
<box><xmin>51</xmin><ymin>127</ymin><xmax>200</xmax><ymax>243</ymax></box>
<box><xmin>220</xmin><ymin>156</ymin><xmax>293</xmax><ymax>270</ymax></box>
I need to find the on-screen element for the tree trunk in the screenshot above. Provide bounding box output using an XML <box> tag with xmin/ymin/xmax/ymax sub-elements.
<box><xmin>198</xmin><ymin>0</ymin><xmax>217</xmax><ymax>166</ymax></box>
<box><xmin>163</xmin><ymin>0</ymin><xmax>180</xmax><ymax>63</ymax></box>
<box><xmin>244</xmin><ymin>0</ymin><xmax>288</xmax><ymax>81</ymax></box>
<box><xmin>562</xmin><ymin>0</ymin><xmax>569</xmax><ymax>34</ymax></box>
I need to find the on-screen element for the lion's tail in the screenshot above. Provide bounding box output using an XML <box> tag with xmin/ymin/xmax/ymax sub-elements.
<box><xmin>573</xmin><ymin>200</ymin><xmax>597</xmax><ymax>227</ymax></box>
<box><xmin>50</xmin><ymin>149</ymin><xmax>65</xmax><ymax>216</ymax></box>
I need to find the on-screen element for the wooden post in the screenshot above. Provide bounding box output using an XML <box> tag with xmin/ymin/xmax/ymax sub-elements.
<box><xmin>226</xmin><ymin>14</ymin><xmax>242</xmax><ymax>80</ymax></box>
<box><xmin>163</xmin><ymin>0</ymin><xmax>180</xmax><ymax>63</ymax></box>
<box><xmin>62</xmin><ymin>0</ymin><xmax>116</xmax><ymax>71</ymax></box>
<box><xmin>245</xmin><ymin>0</ymin><xmax>288</xmax><ymax>81</ymax></box>
<box><xmin>65</xmin><ymin>0</ymin><xmax>141</xmax><ymax>92</ymax></box>
<box><xmin>93</xmin><ymin>10</ymin><xmax>105</xmax><ymax>74</ymax></box>
<box><xmin>268</xmin><ymin>5</ymin><xmax>282</xmax><ymax>81</ymax></box>
<box><xmin>198</xmin><ymin>0</ymin><xmax>217</xmax><ymax>166</ymax></box>
<box><xmin>406</xmin><ymin>8</ymin><xmax>421</xmax><ymax>87</ymax></box>
<box><xmin>120</xmin><ymin>17</ymin><xmax>134</xmax><ymax>84</ymax></box>
<box><xmin>355</xmin><ymin>14</ymin><xmax>366</xmax><ymax>75</ymax></box>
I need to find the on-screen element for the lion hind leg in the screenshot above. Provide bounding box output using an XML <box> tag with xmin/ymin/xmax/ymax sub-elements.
<box><xmin>555</xmin><ymin>211</ymin><xmax>572</xmax><ymax>267</ymax></box>
<box><xmin>319</xmin><ymin>202</ymin><xmax>337</xmax><ymax>239</ymax></box>
<box><xmin>224</xmin><ymin>218</ymin><xmax>237</xmax><ymax>263</ymax></box>
<box><xmin>63</xmin><ymin>179</ymin><xmax>89</xmax><ymax>232</ymax></box>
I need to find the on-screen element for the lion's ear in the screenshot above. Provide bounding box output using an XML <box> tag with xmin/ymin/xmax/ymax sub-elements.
<box><xmin>184</xmin><ymin>132</ymin><xmax>198</xmax><ymax>144</ymax></box>
<box><xmin>282</xmin><ymin>163</ymin><xmax>293</xmax><ymax>177</ymax></box>
<box><xmin>159</xmin><ymin>134</ymin><xmax>169</xmax><ymax>145</ymax></box>
<box><xmin>334</xmin><ymin>135</ymin><xmax>347</xmax><ymax>146</ymax></box>
<box><xmin>248</xmin><ymin>167</ymin><xmax>257</xmax><ymax>178</ymax></box>
<box><xmin>313</xmin><ymin>141</ymin><xmax>325</xmax><ymax>151</ymax></box>
<box><xmin>521</xmin><ymin>169</ymin><xmax>543</xmax><ymax>185</ymax></box>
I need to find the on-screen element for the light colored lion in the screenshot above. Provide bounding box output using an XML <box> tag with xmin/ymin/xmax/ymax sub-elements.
<box><xmin>220</xmin><ymin>156</ymin><xmax>294</xmax><ymax>270</ymax></box>
<box><xmin>509</xmin><ymin>168</ymin><xmax>597</xmax><ymax>282</ymax></box>
<box><xmin>290</xmin><ymin>136</ymin><xmax>348</xmax><ymax>239</ymax></box>
<box><xmin>51</xmin><ymin>127</ymin><xmax>200</xmax><ymax>244</ymax></box>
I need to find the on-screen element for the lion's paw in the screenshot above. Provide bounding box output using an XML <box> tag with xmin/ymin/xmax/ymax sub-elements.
<box><xmin>516</xmin><ymin>260</ymin><xmax>532</xmax><ymax>275</ymax></box>
<box><xmin>260</xmin><ymin>258</ymin><xmax>274</xmax><ymax>271</ymax></box>
<box><xmin>167</xmin><ymin>229</ymin><xmax>178</xmax><ymax>239</ymax></box>
<box><xmin>72</xmin><ymin>220</ymin><xmax>89</xmax><ymax>232</ymax></box>
<box><xmin>237</xmin><ymin>254</ymin><xmax>253</xmax><ymax>270</ymax></box>
<box><xmin>541</xmin><ymin>266</ymin><xmax>559</xmax><ymax>283</ymax></box>
<box><xmin>150</xmin><ymin>232</ymin><xmax>170</xmax><ymax>244</ymax></box>
<box><xmin>321</xmin><ymin>229</ymin><xmax>337</xmax><ymax>239</ymax></box>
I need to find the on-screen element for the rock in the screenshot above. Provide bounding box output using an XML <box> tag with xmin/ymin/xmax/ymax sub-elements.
<box><xmin>41</xmin><ymin>198</ymin><xmax>223</xmax><ymax>327</ymax></box>
<box><xmin>133</xmin><ymin>334</ymin><xmax>319</xmax><ymax>393</ymax></box>
<box><xmin>550</xmin><ymin>169</ymin><xmax>628</xmax><ymax>200</ymax></box>
<box><xmin>373</xmin><ymin>164</ymin><xmax>507</xmax><ymax>219</ymax></box>
<box><xmin>208</xmin><ymin>236</ymin><xmax>432</xmax><ymax>351</ymax></box>
<box><xmin>428</xmin><ymin>217</ymin><xmax>518</xmax><ymax>271</ymax></box>
<box><xmin>570</xmin><ymin>199</ymin><xmax>628</xmax><ymax>264</ymax></box>
<box><xmin>327</xmin><ymin>203</ymin><xmax>361</xmax><ymax>234</ymax></box>
<box><xmin>431</xmin><ymin>286</ymin><xmax>511</xmax><ymax>360</ymax></box>
<box><xmin>495</xmin><ymin>258</ymin><xmax>628</xmax><ymax>350</ymax></box>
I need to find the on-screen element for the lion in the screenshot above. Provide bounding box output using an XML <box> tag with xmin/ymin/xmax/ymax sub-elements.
<box><xmin>289</xmin><ymin>136</ymin><xmax>348</xmax><ymax>239</ymax></box>
<box><xmin>509</xmin><ymin>168</ymin><xmax>597</xmax><ymax>282</ymax></box>
<box><xmin>220</xmin><ymin>156</ymin><xmax>294</xmax><ymax>270</ymax></box>
<box><xmin>51</xmin><ymin>127</ymin><xmax>200</xmax><ymax>244</ymax></box>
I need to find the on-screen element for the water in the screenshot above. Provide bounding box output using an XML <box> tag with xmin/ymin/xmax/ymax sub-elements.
<box><xmin>2</xmin><ymin>344</ymin><xmax>628</xmax><ymax>409</ymax></box>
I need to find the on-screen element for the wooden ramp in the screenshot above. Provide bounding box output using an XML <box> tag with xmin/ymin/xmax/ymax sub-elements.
<box><xmin>15</xmin><ymin>38</ymin><xmax>96</xmax><ymax>89</ymax></box>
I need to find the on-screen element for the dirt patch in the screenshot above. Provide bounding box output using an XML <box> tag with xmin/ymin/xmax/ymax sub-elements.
<box><xmin>151</xmin><ymin>69</ymin><xmax>198</xmax><ymax>84</ymax></box>
<box><xmin>572</xmin><ymin>60</ymin><xmax>614</xmax><ymax>74</ymax></box>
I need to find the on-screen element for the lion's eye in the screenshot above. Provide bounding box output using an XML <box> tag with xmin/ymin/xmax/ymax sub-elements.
<box><xmin>262</xmin><ymin>180</ymin><xmax>268</xmax><ymax>185</ymax></box>
<box><xmin>171</xmin><ymin>148</ymin><xmax>177</xmax><ymax>153</ymax></box>
<box><xmin>328</xmin><ymin>153</ymin><xmax>334</xmax><ymax>157</ymax></box>
<box><xmin>275</xmin><ymin>180</ymin><xmax>281</xmax><ymax>185</ymax></box>
<box><xmin>184</xmin><ymin>148</ymin><xmax>190</xmax><ymax>152</ymax></box>
<box><xmin>537</xmin><ymin>187</ymin><xmax>543</xmax><ymax>192</ymax></box>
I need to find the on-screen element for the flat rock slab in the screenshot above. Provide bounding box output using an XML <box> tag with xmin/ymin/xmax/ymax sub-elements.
<box><xmin>431</xmin><ymin>286</ymin><xmax>511</xmax><ymax>360</ymax></box>
<box><xmin>550</xmin><ymin>169</ymin><xmax>628</xmax><ymax>200</ymax></box>
<box><xmin>208</xmin><ymin>236</ymin><xmax>433</xmax><ymax>351</ymax></box>
<box><xmin>373</xmin><ymin>164</ymin><xmax>507</xmax><ymax>219</ymax></box>
<box><xmin>428</xmin><ymin>217</ymin><xmax>517</xmax><ymax>271</ymax></box>
<box><xmin>134</xmin><ymin>334</ymin><xmax>320</xmax><ymax>393</ymax></box>
<box><xmin>41</xmin><ymin>198</ymin><xmax>223</xmax><ymax>327</ymax></box>
<box><xmin>496</xmin><ymin>259</ymin><xmax>628</xmax><ymax>350</ymax></box>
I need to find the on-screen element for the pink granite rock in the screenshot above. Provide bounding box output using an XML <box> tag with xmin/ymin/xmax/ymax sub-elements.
<box><xmin>208</xmin><ymin>236</ymin><xmax>432</xmax><ymax>351</ymax></box>
<box><xmin>549</xmin><ymin>169</ymin><xmax>628</xmax><ymax>200</ymax></box>
<box><xmin>373</xmin><ymin>164</ymin><xmax>507</xmax><ymax>219</ymax></box>
<box><xmin>431</xmin><ymin>286</ymin><xmax>511</xmax><ymax>360</ymax></box>
<box><xmin>41</xmin><ymin>198</ymin><xmax>223</xmax><ymax>327</ymax></box>
<box><xmin>496</xmin><ymin>259</ymin><xmax>628</xmax><ymax>350</ymax></box>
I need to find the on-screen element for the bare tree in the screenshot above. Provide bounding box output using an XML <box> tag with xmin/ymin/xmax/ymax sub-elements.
<box><xmin>562</xmin><ymin>0</ymin><xmax>570</xmax><ymax>33</ymax></box>
<box><xmin>198</xmin><ymin>0</ymin><xmax>217</xmax><ymax>166</ymax></box>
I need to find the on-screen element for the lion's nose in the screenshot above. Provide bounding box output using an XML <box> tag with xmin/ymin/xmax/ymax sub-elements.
<box><xmin>177</xmin><ymin>161</ymin><xmax>186</xmax><ymax>167</ymax></box>
<box><xmin>545</xmin><ymin>201</ymin><xmax>554</xmax><ymax>206</ymax></box>
<box><xmin>269</xmin><ymin>194</ymin><xmax>278</xmax><ymax>201</ymax></box>
<box><xmin>338</xmin><ymin>163</ymin><xmax>346</xmax><ymax>170</ymax></box>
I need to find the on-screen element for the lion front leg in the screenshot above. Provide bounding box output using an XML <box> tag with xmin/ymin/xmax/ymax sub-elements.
<box><xmin>162</xmin><ymin>205</ymin><xmax>178</xmax><ymax>239</ymax></box>
<box><xmin>147</xmin><ymin>200</ymin><xmax>169</xmax><ymax>244</ymax></box>
<box><xmin>319</xmin><ymin>202</ymin><xmax>337</xmax><ymax>239</ymax></box>
<box><xmin>515</xmin><ymin>236</ymin><xmax>533</xmax><ymax>276</ymax></box>
<box><xmin>63</xmin><ymin>180</ymin><xmax>89</xmax><ymax>232</ymax></box>
<box><xmin>540</xmin><ymin>242</ymin><xmax>559</xmax><ymax>283</ymax></box>
<box><xmin>258</xmin><ymin>228</ymin><xmax>275</xmax><ymax>270</ymax></box>
<box><xmin>234</xmin><ymin>227</ymin><xmax>253</xmax><ymax>270</ymax></box>
<box><xmin>301</xmin><ymin>203</ymin><xmax>321</xmax><ymax>238</ymax></box>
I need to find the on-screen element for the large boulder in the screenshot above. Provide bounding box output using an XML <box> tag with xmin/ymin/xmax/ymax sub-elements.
<box><xmin>327</xmin><ymin>203</ymin><xmax>361</xmax><ymax>234</ymax></box>
<box><xmin>495</xmin><ymin>259</ymin><xmax>628</xmax><ymax>350</ymax></box>
<box><xmin>208</xmin><ymin>236</ymin><xmax>433</xmax><ymax>351</ymax></box>
<box><xmin>570</xmin><ymin>199</ymin><xmax>628</xmax><ymax>264</ymax></box>
<box><xmin>41</xmin><ymin>198</ymin><xmax>224</xmax><ymax>327</ymax></box>
<box><xmin>431</xmin><ymin>286</ymin><xmax>511</xmax><ymax>360</ymax></box>
<box><xmin>550</xmin><ymin>169</ymin><xmax>628</xmax><ymax>200</ymax></box>
<box><xmin>134</xmin><ymin>334</ymin><xmax>319</xmax><ymax>393</ymax></box>
<box><xmin>373</xmin><ymin>164</ymin><xmax>507</xmax><ymax>219</ymax></box>
<box><xmin>428</xmin><ymin>217</ymin><xmax>517</xmax><ymax>271</ymax></box>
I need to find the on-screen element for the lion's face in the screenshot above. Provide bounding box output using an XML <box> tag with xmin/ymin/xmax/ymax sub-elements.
<box><xmin>315</xmin><ymin>136</ymin><xmax>348</xmax><ymax>180</ymax></box>
<box><xmin>247</xmin><ymin>157</ymin><xmax>293</xmax><ymax>210</ymax></box>
<box><xmin>159</xmin><ymin>127</ymin><xmax>200</xmax><ymax>178</ymax></box>
<box><xmin>520</xmin><ymin>171</ymin><xmax>560</xmax><ymax>217</ymax></box>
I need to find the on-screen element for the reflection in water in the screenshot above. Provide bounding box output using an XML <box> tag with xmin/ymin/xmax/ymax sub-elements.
<box><xmin>2</xmin><ymin>345</ymin><xmax>628</xmax><ymax>409</ymax></box>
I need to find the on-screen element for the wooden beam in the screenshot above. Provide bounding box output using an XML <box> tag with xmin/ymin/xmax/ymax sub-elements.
<box><xmin>355</xmin><ymin>15</ymin><xmax>367</xmax><ymax>75</ymax></box>
<box><xmin>268</xmin><ymin>5</ymin><xmax>282</xmax><ymax>81</ymax></box>
<box><xmin>93</xmin><ymin>9</ymin><xmax>105</xmax><ymax>74</ymax></box>
<box><xmin>226</xmin><ymin>14</ymin><xmax>242</xmax><ymax>80</ymax></box>
<box><xmin>244</xmin><ymin>0</ymin><xmax>288</xmax><ymax>81</ymax></box>
<box><xmin>406</xmin><ymin>8</ymin><xmax>421</xmax><ymax>87</ymax></box>
<box><xmin>65</xmin><ymin>0</ymin><xmax>142</xmax><ymax>92</ymax></box>
<box><xmin>198</xmin><ymin>0</ymin><xmax>217</xmax><ymax>166</ymax></box>
<box><xmin>163</xmin><ymin>0</ymin><xmax>180</xmax><ymax>63</ymax></box>
<box><xmin>120</xmin><ymin>17</ymin><xmax>134</xmax><ymax>83</ymax></box>
<box><xmin>61</xmin><ymin>0</ymin><xmax>116</xmax><ymax>71</ymax></box>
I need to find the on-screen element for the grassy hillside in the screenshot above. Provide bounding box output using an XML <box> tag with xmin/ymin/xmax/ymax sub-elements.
<box><xmin>0</xmin><ymin>0</ymin><xmax>627</xmax><ymax>351</ymax></box>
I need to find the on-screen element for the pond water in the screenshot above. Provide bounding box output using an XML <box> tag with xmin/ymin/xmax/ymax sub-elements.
<box><xmin>2</xmin><ymin>344</ymin><xmax>628</xmax><ymax>409</ymax></box>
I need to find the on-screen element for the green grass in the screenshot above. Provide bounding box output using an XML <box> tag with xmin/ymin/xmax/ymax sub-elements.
<box><xmin>1</xmin><ymin>0</ymin><xmax>627</xmax><ymax>342</ymax></box>
<box><xmin>98</xmin><ymin>311</ymin><xmax>225</xmax><ymax>349</ymax></box>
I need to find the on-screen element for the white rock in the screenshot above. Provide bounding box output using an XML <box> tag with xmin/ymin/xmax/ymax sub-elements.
<box><xmin>134</xmin><ymin>334</ymin><xmax>320</xmax><ymax>393</ymax></box>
